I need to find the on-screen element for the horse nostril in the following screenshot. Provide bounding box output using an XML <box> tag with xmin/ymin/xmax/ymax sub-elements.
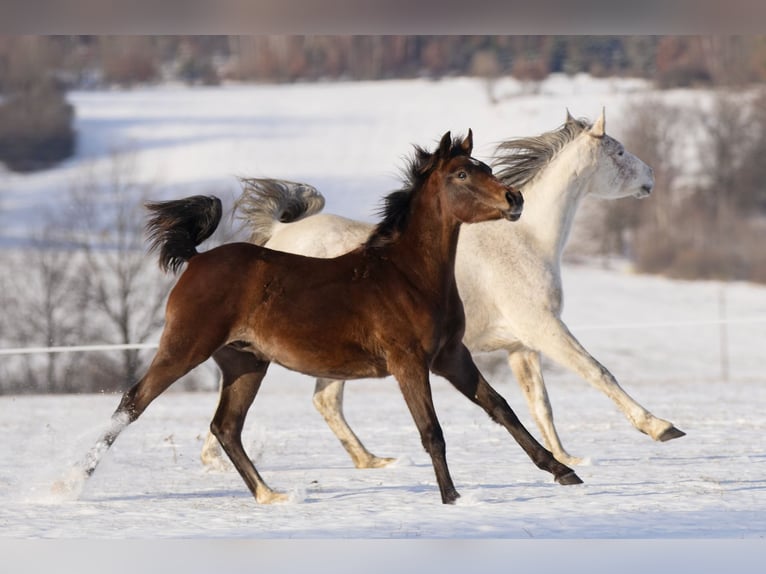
<box><xmin>505</xmin><ymin>189</ymin><xmax>522</xmax><ymax>208</ymax></box>
<box><xmin>641</xmin><ymin>184</ymin><xmax>653</xmax><ymax>194</ymax></box>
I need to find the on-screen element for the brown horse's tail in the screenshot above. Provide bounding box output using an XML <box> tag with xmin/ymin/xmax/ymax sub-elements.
<box><xmin>235</xmin><ymin>178</ymin><xmax>325</xmax><ymax>245</ymax></box>
<box><xmin>144</xmin><ymin>195</ymin><xmax>223</xmax><ymax>273</ymax></box>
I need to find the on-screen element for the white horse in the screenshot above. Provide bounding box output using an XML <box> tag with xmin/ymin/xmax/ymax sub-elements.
<box><xmin>201</xmin><ymin>110</ymin><xmax>685</xmax><ymax>470</ymax></box>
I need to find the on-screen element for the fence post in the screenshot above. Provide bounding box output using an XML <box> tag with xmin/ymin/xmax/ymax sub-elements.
<box><xmin>719</xmin><ymin>283</ymin><xmax>730</xmax><ymax>382</ymax></box>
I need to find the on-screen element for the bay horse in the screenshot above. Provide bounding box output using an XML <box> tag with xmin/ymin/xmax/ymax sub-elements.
<box><xmin>68</xmin><ymin>130</ymin><xmax>581</xmax><ymax>505</ymax></box>
<box><xmin>201</xmin><ymin>110</ymin><xmax>685</xmax><ymax>471</ymax></box>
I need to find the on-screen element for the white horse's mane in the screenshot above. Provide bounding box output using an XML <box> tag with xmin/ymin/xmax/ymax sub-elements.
<box><xmin>493</xmin><ymin>117</ymin><xmax>590</xmax><ymax>189</ymax></box>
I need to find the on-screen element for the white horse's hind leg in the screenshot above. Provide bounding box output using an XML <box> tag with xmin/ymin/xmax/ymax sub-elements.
<box><xmin>313</xmin><ymin>379</ymin><xmax>396</xmax><ymax>469</ymax></box>
<box><xmin>200</xmin><ymin>374</ymin><xmax>232</xmax><ymax>471</ymax></box>
<box><xmin>534</xmin><ymin>319</ymin><xmax>685</xmax><ymax>442</ymax></box>
<box><xmin>508</xmin><ymin>349</ymin><xmax>585</xmax><ymax>466</ymax></box>
<box><xmin>200</xmin><ymin>430</ymin><xmax>231</xmax><ymax>471</ymax></box>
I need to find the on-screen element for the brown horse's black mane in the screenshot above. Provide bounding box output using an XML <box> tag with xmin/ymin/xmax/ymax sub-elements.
<box><xmin>364</xmin><ymin>135</ymin><xmax>470</xmax><ymax>250</ymax></box>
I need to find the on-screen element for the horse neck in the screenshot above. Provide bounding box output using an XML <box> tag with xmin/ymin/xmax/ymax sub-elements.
<box><xmin>386</xmin><ymin>185</ymin><xmax>461</xmax><ymax>293</ymax></box>
<box><xmin>518</xmin><ymin>145</ymin><xmax>593</xmax><ymax>262</ymax></box>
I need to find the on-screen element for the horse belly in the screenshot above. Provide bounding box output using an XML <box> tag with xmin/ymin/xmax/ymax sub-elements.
<box><xmin>221</xmin><ymin>249</ymin><xmax>393</xmax><ymax>379</ymax></box>
<box><xmin>263</xmin><ymin>334</ymin><xmax>389</xmax><ymax>380</ymax></box>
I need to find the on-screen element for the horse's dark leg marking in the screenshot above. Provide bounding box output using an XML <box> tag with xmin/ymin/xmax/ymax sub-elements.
<box><xmin>210</xmin><ymin>346</ymin><xmax>288</xmax><ymax>504</ymax></box>
<box><xmin>390</xmin><ymin>357</ymin><xmax>459</xmax><ymax>504</ymax></box>
<box><xmin>431</xmin><ymin>342</ymin><xmax>582</xmax><ymax>486</ymax></box>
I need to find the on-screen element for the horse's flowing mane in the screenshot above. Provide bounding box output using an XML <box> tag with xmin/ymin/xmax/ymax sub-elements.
<box><xmin>365</xmin><ymin>135</ymin><xmax>469</xmax><ymax>250</ymax></box>
<box><xmin>493</xmin><ymin>117</ymin><xmax>591</xmax><ymax>189</ymax></box>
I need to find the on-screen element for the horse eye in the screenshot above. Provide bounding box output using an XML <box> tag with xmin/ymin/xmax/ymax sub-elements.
<box><xmin>457</xmin><ymin>171</ymin><xmax>468</xmax><ymax>180</ymax></box>
<box><xmin>618</xmin><ymin>149</ymin><xmax>625</xmax><ymax>156</ymax></box>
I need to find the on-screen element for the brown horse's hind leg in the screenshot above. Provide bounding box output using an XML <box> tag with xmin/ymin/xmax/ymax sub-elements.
<box><xmin>210</xmin><ymin>346</ymin><xmax>288</xmax><ymax>504</ymax></box>
<box><xmin>431</xmin><ymin>342</ymin><xmax>583</xmax><ymax>486</ymax></box>
<box><xmin>60</xmin><ymin>343</ymin><xmax>211</xmax><ymax>496</ymax></box>
<box><xmin>389</xmin><ymin>356</ymin><xmax>459</xmax><ymax>504</ymax></box>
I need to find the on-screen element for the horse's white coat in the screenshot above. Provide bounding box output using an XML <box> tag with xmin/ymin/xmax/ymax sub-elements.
<box><xmin>201</xmin><ymin>111</ymin><xmax>681</xmax><ymax>469</ymax></box>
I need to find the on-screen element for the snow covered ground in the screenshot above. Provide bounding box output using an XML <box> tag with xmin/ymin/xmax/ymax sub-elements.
<box><xmin>0</xmin><ymin>74</ymin><xmax>764</xmax><ymax>569</ymax></box>
<box><xmin>1</xmin><ymin>261</ymin><xmax>765</xmax><ymax>541</ymax></box>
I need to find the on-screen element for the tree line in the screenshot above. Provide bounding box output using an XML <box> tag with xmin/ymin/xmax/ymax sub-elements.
<box><xmin>3</xmin><ymin>36</ymin><xmax>766</xmax><ymax>88</ymax></box>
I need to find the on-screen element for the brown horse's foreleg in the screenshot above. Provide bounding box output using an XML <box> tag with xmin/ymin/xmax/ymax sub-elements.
<box><xmin>210</xmin><ymin>346</ymin><xmax>287</xmax><ymax>504</ymax></box>
<box><xmin>312</xmin><ymin>378</ymin><xmax>396</xmax><ymax>469</ymax></box>
<box><xmin>431</xmin><ymin>342</ymin><xmax>582</xmax><ymax>486</ymax></box>
<box><xmin>390</xmin><ymin>357</ymin><xmax>459</xmax><ymax>504</ymax></box>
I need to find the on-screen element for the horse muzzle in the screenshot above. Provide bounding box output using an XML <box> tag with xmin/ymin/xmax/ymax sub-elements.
<box><xmin>633</xmin><ymin>183</ymin><xmax>653</xmax><ymax>199</ymax></box>
<box><xmin>503</xmin><ymin>209</ymin><xmax>522</xmax><ymax>221</ymax></box>
<box><xmin>503</xmin><ymin>187</ymin><xmax>524</xmax><ymax>221</ymax></box>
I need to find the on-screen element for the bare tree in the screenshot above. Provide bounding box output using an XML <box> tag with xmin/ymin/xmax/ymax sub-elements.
<box><xmin>0</xmin><ymin>152</ymin><xmax>220</xmax><ymax>394</ymax></box>
<box><xmin>612</xmin><ymin>93</ymin><xmax>766</xmax><ymax>281</ymax></box>
<box><xmin>0</xmin><ymin>230</ymin><xmax>90</xmax><ymax>394</ymax></box>
<box><xmin>700</xmin><ymin>90</ymin><xmax>766</xmax><ymax>215</ymax></box>
<box><xmin>739</xmin><ymin>88</ymin><xmax>766</xmax><ymax>212</ymax></box>
<box><xmin>698</xmin><ymin>92</ymin><xmax>754</xmax><ymax>219</ymax></box>
<box><xmin>65</xmin><ymin>152</ymin><xmax>173</xmax><ymax>388</ymax></box>
<box><xmin>699</xmin><ymin>36</ymin><xmax>752</xmax><ymax>87</ymax></box>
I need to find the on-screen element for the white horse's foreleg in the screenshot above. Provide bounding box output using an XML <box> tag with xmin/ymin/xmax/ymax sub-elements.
<box><xmin>313</xmin><ymin>378</ymin><xmax>396</xmax><ymax>469</ymax></box>
<box><xmin>534</xmin><ymin>320</ymin><xmax>685</xmax><ymax>442</ymax></box>
<box><xmin>507</xmin><ymin>349</ymin><xmax>585</xmax><ymax>466</ymax></box>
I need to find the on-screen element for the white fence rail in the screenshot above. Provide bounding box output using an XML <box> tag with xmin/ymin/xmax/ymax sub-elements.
<box><xmin>1</xmin><ymin>315</ymin><xmax>764</xmax><ymax>387</ymax></box>
<box><xmin>0</xmin><ymin>343</ymin><xmax>159</xmax><ymax>356</ymax></box>
<box><xmin>1</xmin><ymin>317</ymin><xmax>764</xmax><ymax>358</ymax></box>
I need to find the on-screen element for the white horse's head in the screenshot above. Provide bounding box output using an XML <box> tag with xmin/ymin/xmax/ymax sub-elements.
<box><xmin>570</xmin><ymin>108</ymin><xmax>654</xmax><ymax>200</ymax></box>
<box><xmin>493</xmin><ymin>109</ymin><xmax>655</xmax><ymax>203</ymax></box>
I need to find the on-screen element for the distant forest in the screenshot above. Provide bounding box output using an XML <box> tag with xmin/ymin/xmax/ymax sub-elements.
<box><xmin>1</xmin><ymin>35</ymin><xmax>765</xmax><ymax>89</ymax></box>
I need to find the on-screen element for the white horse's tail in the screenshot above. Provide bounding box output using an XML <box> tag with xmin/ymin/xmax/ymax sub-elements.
<box><xmin>235</xmin><ymin>178</ymin><xmax>326</xmax><ymax>245</ymax></box>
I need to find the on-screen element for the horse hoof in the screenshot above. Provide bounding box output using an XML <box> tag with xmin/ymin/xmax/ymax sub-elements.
<box><xmin>256</xmin><ymin>489</ymin><xmax>291</xmax><ymax>504</ymax></box>
<box><xmin>555</xmin><ymin>453</ymin><xmax>587</xmax><ymax>467</ymax></box>
<box><xmin>658</xmin><ymin>426</ymin><xmax>686</xmax><ymax>442</ymax></box>
<box><xmin>442</xmin><ymin>490</ymin><xmax>461</xmax><ymax>504</ymax></box>
<box><xmin>356</xmin><ymin>456</ymin><xmax>397</xmax><ymax>469</ymax></box>
<box><xmin>556</xmin><ymin>471</ymin><xmax>583</xmax><ymax>485</ymax></box>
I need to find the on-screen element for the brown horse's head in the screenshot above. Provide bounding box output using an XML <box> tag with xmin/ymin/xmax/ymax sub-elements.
<box><xmin>425</xmin><ymin>130</ymin><xmax>523</xmax><ymax>224</ymax></box>
<box><xmin>367</xmin><ymin>131</ymin><xmax>524</xmax><ymax>250</ymax></box>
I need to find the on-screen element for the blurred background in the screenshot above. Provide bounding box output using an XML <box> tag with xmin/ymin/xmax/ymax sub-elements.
<box><xmin>1</xmin><ymin>35</ymin><xmax>764</xmax><ymax>394</ymax></box>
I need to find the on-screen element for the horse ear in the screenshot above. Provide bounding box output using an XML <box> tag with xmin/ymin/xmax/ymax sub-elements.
<box><xmin>460</xmin><ymin>129</ymin><xmax>474</xmax><ymax>155</ymax></box>
<box><xmin>565</xmin><ymin>108</ymin><xmax>576</xmax><ymax>125</ymax></box>
<box><xmin>589</xmin><ymin>108</ymin><xmax>606</xmax><ymax>138</ymax></box>
<box><xmin>437</xmin><ymin>131</ymin><xmax>452</xmax><ymax>158</ymax></box>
